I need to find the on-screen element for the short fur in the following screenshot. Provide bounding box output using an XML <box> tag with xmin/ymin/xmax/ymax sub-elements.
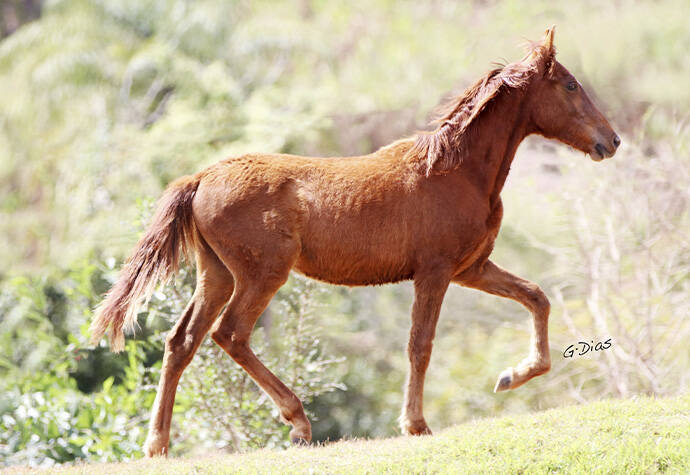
<box><xmin>92</xmin><ymin>27</ymin><xmax>619</xmax><ymax>456</ymax></box>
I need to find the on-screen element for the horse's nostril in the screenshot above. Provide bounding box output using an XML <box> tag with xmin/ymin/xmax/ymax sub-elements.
<box><xmin>613</xmin><ymin>134</ymin><xmax>621</xmax><ymax>148</ymax></box>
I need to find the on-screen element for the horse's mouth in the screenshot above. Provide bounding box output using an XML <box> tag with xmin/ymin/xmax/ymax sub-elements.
<box><xmin>592</xmin><ymin>143</ymin><xmax>615</xmax><ymax>161</ymax></box>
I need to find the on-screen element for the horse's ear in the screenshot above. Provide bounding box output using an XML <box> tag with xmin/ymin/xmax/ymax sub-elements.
<box><xmin>541</xmin><ymin>26</ymin><xmax>557</xmax><ymax>76</ymax></box>
<box><xmin>542</xmin><ymin>26</ymin><xmax>556</xmax><ymax>55</ymax></box>
<box><xmin>523</xmin><ymin>26</ymin><xmax>557</xmax><ymax>75</ymax></box>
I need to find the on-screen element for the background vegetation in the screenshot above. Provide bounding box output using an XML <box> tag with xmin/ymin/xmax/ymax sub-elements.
<box><xmin>1</xmin><ymin>0</ymin><xmax>688</xmax><ymax>467</ymax></box>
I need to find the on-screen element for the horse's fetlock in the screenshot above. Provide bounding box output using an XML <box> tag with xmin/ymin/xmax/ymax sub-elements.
<box><xmin>282</xmin><ymin>395</ymin><xmax>305</xmax><ymax>422</ymax></box>
<box><xmin>525</xmin><ymin>284</ymin><xmax>549</xmax><ymax>314</ymax></box>
<box><xmin>533</xmin><ymin>359</ymin><xmax>551</xmax><ymax>375</ymax></box>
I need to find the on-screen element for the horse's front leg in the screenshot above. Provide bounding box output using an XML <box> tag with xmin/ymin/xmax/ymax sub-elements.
<box><xmin>400</xmin><ymin>269</ymin><xmax>451</xmax><ymax>436</ymax></box>
<box><xmin>456</xmin><ymin>259</ymin><xmax>551</xmax><ymax>392</ymax></box>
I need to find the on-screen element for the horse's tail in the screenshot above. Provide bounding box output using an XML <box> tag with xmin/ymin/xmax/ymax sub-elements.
<box><xmin>90</xmin><ymin>174</ymin><xmax>202</xmax><ymax>352</ymax></box>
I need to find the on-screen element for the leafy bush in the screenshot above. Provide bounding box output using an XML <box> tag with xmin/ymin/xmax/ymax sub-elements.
<box><xmin>0</xmin><ymin>342</ymin><xmax>155</xmax><ymax>467</ymax></box>
<box><xmin>0</xmin><ymin>261</ymin><xmax>157</xmax><ymax>466</ymax></box>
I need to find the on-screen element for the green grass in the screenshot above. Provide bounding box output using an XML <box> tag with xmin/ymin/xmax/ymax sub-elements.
<box><xmin>11</xmin><ymin>394</ymin><xmax>689</xmax><ymax>474</ymax></box>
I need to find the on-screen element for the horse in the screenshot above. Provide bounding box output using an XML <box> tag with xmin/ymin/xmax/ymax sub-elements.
<box><xmin>91</xmin><ymin>27</ymin><xmax>620</xmax><ymax>456</ymax></box>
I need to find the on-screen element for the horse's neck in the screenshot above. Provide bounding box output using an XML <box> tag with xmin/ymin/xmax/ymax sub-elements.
<box><xmin>457</xmin><ymin>89</ymin><xmax>530</xmax><ymax>208</ymax></box>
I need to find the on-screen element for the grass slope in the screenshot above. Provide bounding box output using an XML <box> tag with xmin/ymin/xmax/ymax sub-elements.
<box><xmin>13</xmin><ymin>394</ymin><xmax>690</xmax><ymax>474</ymax></box>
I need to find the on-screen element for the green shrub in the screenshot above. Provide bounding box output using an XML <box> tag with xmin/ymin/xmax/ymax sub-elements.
<box><xmin>0</xmin><ymin>342</ymin><xmax>155</xmax><ymax>466</ymax></box>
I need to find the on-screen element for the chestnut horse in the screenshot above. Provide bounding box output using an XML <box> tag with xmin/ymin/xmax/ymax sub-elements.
<box><xmin>91</xmin><ymin>27</ymin><xmax>619</xmax><ymax>456</ymax></box>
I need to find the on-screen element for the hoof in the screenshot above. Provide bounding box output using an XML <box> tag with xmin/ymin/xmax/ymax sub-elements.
<box><xmin>143</xmin><ymin>437</ymin><xmax>168</xmax><ymax>458</ymax></box>
<box><xmin>410</xmin><ymin>425</ymin><xmax>433</xmax><ymax>436</ymax></box>
<box><xmin>494</xmin><ymin>367</ymin><xmax>514</xmax><ymax>392</ymax></box>
<box><xmin>402</xmin><ymin>418</ymin><xmax>433</xmax><ymax>436</ymax></box>
<box><xmin>289</xmin><ymin>427</ymin><xmax>311</xmax><ymax>447</ymax></box>
<box><xmin>290</xmin><ymin>436</ymin><xmax>310</xmax><ymax>446</ymax></box>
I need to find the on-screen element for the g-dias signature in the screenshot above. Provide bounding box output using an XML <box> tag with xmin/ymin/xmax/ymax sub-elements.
<box><xmin>563</xmin><ymin>338</ymin><xmax>612</xmax><ymax>358</ymax></box>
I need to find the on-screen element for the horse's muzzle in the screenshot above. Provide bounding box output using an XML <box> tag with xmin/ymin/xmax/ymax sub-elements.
<box><xmin>593</xmin><ymin>133</ymin><xmax>620</xmax><ymax>160</ymax></box>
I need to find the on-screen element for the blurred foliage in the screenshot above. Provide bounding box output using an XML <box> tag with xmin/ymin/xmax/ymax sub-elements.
<box><xmin>0</xmin><ymin>0</ymin><xmax>689</xmax><ymax>467</ymax></box>
<box><xmin>0</xmin><ymin>260</ymin><xmax>157</xmax><ymax>466</ymax></box>
<box><xmin>0</xmin><ymin>343</ymin><xmax>156</xmax><ymax>467</ymax></box>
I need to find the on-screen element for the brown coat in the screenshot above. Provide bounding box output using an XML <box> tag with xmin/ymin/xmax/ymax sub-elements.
<box><xmin>91</xmin><ymin>27</ymin><xmax>619</xmax><ymax>456</ymax></box>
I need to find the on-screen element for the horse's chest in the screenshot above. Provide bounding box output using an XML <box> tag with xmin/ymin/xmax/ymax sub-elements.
<box><xmin>447</xmin><ymin>198</ymin><xmax>504</xmax><ymax>274</ymax></box>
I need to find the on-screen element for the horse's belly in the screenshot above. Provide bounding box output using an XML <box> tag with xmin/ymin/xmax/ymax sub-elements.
<box><xmin>294</xmin><ymin>244</ymin><xmax>413</xmax><ymax>286</ymax></box>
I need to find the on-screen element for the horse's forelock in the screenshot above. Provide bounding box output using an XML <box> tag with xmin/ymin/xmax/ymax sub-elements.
<box><xmin>522</xmin><ymin>40</ymin><xmax>557</xmax><ymax>78</ymax></box>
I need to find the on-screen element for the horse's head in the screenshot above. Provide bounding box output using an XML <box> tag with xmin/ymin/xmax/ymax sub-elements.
<box><xmin>525</xmin><ymin>27</ymin><xmax>620</xmax><ymax>161</ymax></box>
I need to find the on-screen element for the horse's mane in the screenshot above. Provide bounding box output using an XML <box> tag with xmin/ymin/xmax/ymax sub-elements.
<box><xmin>408</xmin><ymin>42</ymin><xmax>555</xmax><ymax>176</ymax></box>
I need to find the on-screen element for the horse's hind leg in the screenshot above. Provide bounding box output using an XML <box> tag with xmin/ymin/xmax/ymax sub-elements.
<box><xmin>144</xmin><ymin>242</ymin><xmax>234</xmax><ymax>457</ymax></box>
<box><xmin>457</xmin><ymin>259</ymin><xmax>551</xmax><ymax>392</ymax></box>
<box><xmin>210</xmin><ymin>262</ymin><xmax>312</xmax><ymax>445</ymax></box>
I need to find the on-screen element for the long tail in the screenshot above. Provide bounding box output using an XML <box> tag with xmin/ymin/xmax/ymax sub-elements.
<box><xmin>90</xmin><ymin>174</ymin><xmax>202</xmax><ymax>352</ymax></box>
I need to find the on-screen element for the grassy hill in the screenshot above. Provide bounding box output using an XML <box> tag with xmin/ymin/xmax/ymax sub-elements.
<box><xmin>11</xmin><ymin>394</ymin><xmax>689</xmax><ymax>474</ymax></box>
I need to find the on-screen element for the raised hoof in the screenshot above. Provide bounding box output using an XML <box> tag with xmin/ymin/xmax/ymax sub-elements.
<box><xmin>291</xmin><ymin>436</ymin><xmax>310</xmax><ymax>446</ymax></box>
<box><xmin>494</xmin><ymin>367</ymin><xmax>514</xmax><ymax>392</ymax></box>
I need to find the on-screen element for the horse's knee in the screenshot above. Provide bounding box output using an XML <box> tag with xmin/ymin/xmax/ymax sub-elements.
<box><xmin>407</xmin><ymin>339</ymin><xmax>433</xmax><ymax>371</ymax></box>
<box><xmin>524</xmin><ymin>283</ymin><xmax>550</xmax><ymax>316</ymax></box>
<box><xmin>408</xmin><ymin>326</ymin><xmax>434</xmax><ymax>356</ymax></box>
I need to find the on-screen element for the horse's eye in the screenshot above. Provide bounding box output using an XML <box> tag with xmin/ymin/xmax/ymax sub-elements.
<box><xmin>567</xmin><ymin>81</ymin><xmax>578</xmax><ymax>91</ymax></box>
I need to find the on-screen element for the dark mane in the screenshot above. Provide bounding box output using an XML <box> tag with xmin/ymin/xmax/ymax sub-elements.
<box><xmin>408</xmin><ymin>43</ymin><xmax>555</xmax><ymax>175</ymax></box>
